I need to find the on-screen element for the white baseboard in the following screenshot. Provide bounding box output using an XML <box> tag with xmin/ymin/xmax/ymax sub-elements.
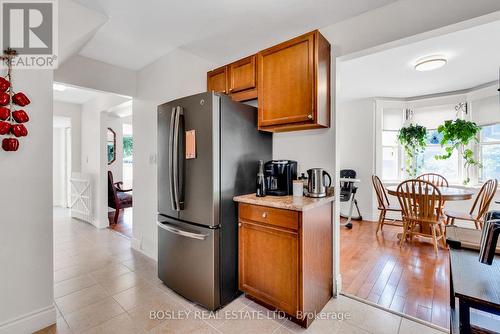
<box><xmin>0</xmin><ymin>304</ymin><xmax>56</xmax><ymax>334</ymax></box>
<box><xmin>333</xmin><ymin>274</ymin><xmax>342</xmax><ymax>297</ymax></box>
<box><xmin>91</xmin><ymin>219</ymin><xmax>108</xmax><ymax>229</ymax></box>
<box><xmin>131</xmin><ymin>237</ymin><xmax>141</xmax><ymax>250</ymax></box>
<box><xmin>131</xmin><ymin>238</ymin><xmax>157</xmax><ymax>261</ymax></box>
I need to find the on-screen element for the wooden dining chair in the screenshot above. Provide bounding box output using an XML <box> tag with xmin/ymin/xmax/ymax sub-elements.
<box><xmin>396</xmin><ymin>179</ymin><xmax>446</xmax><ymax>254</ymax></box>
<box><xmin>444</xmin><ymin>179</ymin><xmax>497</xmax><ymax>229</ymax></box>
<box><xmin>417</xmin><ymin>173</ymin><xmax>449</xmax><ymax>187</ymax></box>
<box><xmin>372</xmin><ymin>175</ymin><xmax>402</xmax><ymax>233</ymax></box>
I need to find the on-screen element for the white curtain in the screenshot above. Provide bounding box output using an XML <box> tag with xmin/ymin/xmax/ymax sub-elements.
<box><xmin>383</xmin><ymin>108</ymin><xmax>403</xmax><ymax>131</ymax></box>
<box><xmin>470</xmin><ymin>95</ymin><xmax>500</xmax><ymax>126</ymax></box>
<box><xmin>409</xmin><ymin>104</ymin><xmax>456</xmax><ymax>129</ymax></box>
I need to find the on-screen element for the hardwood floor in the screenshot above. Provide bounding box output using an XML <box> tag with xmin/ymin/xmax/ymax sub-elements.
<box><xmin>108</xmin><ymin>208</ymin><xmax>133</xmax><ymax>238</ymax></box>
<box><xmin>340</xmin><ymin>219</ymin><xmax>450</xmax><ymax>329</ymax></box>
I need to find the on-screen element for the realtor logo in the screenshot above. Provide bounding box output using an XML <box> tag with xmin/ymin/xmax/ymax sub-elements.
<box><xmin>1</xmin><ymin>0</ymin><xmax>58</xmax><ymax>68</ymax></box>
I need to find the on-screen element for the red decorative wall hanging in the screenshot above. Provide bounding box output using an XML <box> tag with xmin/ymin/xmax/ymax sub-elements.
<box><xmin>0</xmin><ymin>48</ymin><xmax>31</xmax><ymax>152</ymax></box>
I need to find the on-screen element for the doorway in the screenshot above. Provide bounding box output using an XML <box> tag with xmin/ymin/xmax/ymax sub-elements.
<box><xmin>53</xmin><ymin>116</ymin><xmax>72</xmax><ymax>208</ymax></box>
<box><xmin>107</xmin><ymin>103</ymin><xmax>134</xmax><ymax>238</ymax></box>
<box><xmin>335</xmin><ymin>18</ymin><xmax>500</xmax><ymax>332</ymax></box>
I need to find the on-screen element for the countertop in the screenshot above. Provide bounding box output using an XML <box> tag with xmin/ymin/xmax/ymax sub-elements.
<box><xmin>233</xmin><ymin>190</ymin><xmax>334</xmax><ymax>212</ymax></box>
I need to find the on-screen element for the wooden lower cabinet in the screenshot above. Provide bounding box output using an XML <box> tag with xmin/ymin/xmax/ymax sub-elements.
<box><xmin>237</xmin><ymin>202</ymin><xmax>333</xmax><ymax>328</ymax></box>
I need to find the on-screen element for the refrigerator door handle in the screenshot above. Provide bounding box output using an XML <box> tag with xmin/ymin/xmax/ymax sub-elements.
<box><xmin>168</xmin><ymin>107</ymin><xmax>178</xmax><ymax>211</ymax></box>
<box><xmin>173</xmin><ymin>106</ymin><xmax>184</xmax><ymax>210</ymax></box>
<box><xmin>157</xmin><ymin>221</ymin><xmax>208</xmax><ymax>240</ymax></box>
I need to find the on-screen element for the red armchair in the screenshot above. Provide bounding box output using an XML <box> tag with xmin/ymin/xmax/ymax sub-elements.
<box><xmin>108</xmin><ymin>171</ymin><xmax>132</xmax><ymax>224</ymax></box>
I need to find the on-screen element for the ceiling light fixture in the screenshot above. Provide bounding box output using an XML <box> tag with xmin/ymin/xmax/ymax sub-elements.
<box><xmin>414</xmin><ymin>55</ymin><xmax>447</xmax><ymax>72</ymax></box>
<box><xmin>53</xmin><ymin>83</ymin><xmax>67</xmax><ymax>92</ymax></box>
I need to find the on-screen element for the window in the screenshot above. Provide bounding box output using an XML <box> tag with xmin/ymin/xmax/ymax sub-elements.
<box><xmin>417</xmin><ymin>130</ymin><xmax>460</xmax><ymax>183</ymax></box>
<box><xmin>382</xmin><ymin>131</ymin><xmax>399</xmax><ymax>181</ymax></box>
<box><xmin>381</xmin><ymin>107</ymin><xmax>403</xmax><ymax>181</ymax></box>
<box><xmin>479</xmin><ymin>124</ymin><xmax>500</xmax><ymax>182</ymax></box>
<box><xmin>379</xmin><ymin>102</ymin><xmax>462</xmax><ymax>183</ymax></box>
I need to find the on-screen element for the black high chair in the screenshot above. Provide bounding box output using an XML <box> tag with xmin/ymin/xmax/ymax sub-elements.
<box><xmin>340</xmin><ymin>169</ymin><xmax>362</xmax><ymax>229</ymax></box>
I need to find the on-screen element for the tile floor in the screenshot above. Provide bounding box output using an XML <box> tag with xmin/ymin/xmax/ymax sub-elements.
<box><xmin>39</xmin><ymin>208</ymin><xmax>448</xmax><ymax>333</ymax></box>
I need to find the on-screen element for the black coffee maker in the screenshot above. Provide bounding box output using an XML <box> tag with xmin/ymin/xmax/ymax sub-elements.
<box><xmin>264</xmin><ymin>160</ymin><xmax>297</xmax><ymax>196</ymax></box>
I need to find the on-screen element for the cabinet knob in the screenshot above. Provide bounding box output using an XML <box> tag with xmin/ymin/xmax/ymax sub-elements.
<box><xmin>238</xmin><ymin>223</ymin><xmax>242</xmax><ymax>227</ymax></box>
<box><xmin>307</xmin><ymin>114</ymin><xmax>313</xmax><ymax>120</ymax></box>
<box><xmin>262</xmin><ymin>212</ymin><xmax>267</xmax><ymax>218</ymax></box>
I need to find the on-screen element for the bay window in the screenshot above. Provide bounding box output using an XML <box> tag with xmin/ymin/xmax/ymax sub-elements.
<box><xmin>479</xmin><ymin>124</ymin><xmax>500</xmax><ymax>182</ymax></box>
<box><xmin>377</xmin><ymin>90</ymin><xmax>500</xmax><ymax>185</ymax></box>
<box><xmin>382</xmin><ymin>131</ymin><xmax>399</xmax><ymax>181</ymax></box>
<box><xmin>381</xmin><ymin>107</ymin><xmax>403</xmax><ymax>181</ymax></box>
<box><xmin>472</xmin><ymin>94</ymin><xmax>500</xmax><ymax>184</ymax></box>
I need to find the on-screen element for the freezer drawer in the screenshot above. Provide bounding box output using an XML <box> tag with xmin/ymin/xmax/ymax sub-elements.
<box><xmin>157</xmin><ymin>217</ymin><xmax>220</xmax><ymax>310</ymax></box>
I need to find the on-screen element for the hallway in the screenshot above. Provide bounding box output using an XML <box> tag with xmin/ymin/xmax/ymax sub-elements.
<box><xmin>43</xmin><ymin>209</ymin><xmax>445</xmax><ymax>333</ymax></box>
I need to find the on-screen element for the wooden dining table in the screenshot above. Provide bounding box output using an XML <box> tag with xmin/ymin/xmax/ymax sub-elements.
<box><xmin>386</xmin><ymin>185</ymin><xmax>474</xmax><ymax>237</ymax></box>
<box><xmin>386</xmin><ymin>185</ymin><xmax>474</xmax><ymax>201</ymax></box>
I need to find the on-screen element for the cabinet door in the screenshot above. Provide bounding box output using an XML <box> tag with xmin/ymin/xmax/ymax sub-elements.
<box><xmin>258</xmin><ymin>32</ymin><xmax>314</xmax><ymax>127</ymax></box>
<box><xmin>239</xmin><ymin>220</ymin><xmax>299</xmax><ymax>315</ymax></box>
<box><xmin>207</xmin><ymin>66</ymin><xmax>228</xmax><ymax>93</ymax></box>
<box><xmin>228</xmin><ymin>55</ymin><xmax>256</xmax><ymax>93</ymax></box>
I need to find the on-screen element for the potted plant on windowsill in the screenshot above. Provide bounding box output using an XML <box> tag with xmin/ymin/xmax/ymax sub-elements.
<box><xmin>435</xmin><ymin>119</ymin><xmax>481</xmax><ymax>185</ymax></box>
<box><xmin>398</xmin><ymin>124</ymin><xmax>427</xmax><ymax>177</ymax></box>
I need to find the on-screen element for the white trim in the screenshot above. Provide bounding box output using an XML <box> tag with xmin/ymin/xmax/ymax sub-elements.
<box><xmin>333</xmin><ymin>54</ymin><xmax>341</xmax><ymax>297</ymax></box>
<box><xmin>131</xmin><ymin>236</ymin><xmax>157</xmax><ymax>261</ymax></box>
<box><xmin>131</xmin><ymin>237</ymin><xmax>142</xmax><ymax>250</ymax></box>
<box><xmin>341</xmin><ymin>294</ymin><xmax>448</xmax><ymax>333</ymax></box>
<box><xmin>0</xmin><ymin>304</ymin><xmax>56</xmax><ymax>334</ymax></box>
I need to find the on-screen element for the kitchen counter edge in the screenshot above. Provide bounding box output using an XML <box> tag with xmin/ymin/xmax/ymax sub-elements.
<box><xmin>233</xmin><ymin>193</ymin><xmax>334</xmax><ymax>212</ymax></box>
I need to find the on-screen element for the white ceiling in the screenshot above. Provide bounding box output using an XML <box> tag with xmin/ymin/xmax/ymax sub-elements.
<box><xmin>108</xmin><ymin>100</ymin><xmax>133</xmax><ymax>118</ymax></box>
<box><xmin>338</xmin><ymin>19</ymin><xmax>500</xmax><ymax>101</ymax></box>
<box><xmin>53</xmin><ymin>83</ymin><xmax>111</xmax><ymax>104</ymax></box>
<box><xmin>59</xmin><ymin>0</ymin><xmax>108</xmax><ymax>64</ymax></box>
<box><xmin>73</xmin><ymin>0</ymin><xmax>397</xmax><ymax>70</ymax></box>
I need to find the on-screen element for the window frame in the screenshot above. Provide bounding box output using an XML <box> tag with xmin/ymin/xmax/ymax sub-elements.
<box><xmin>478</xmin><ymin>122</ymin><xmax>500</xmax><ymax>183</ymax></box>
<box><xmin>381</xmin><ymin>129</ymin><xmax>402</xmax><ymax>182</ymax></box>
<box><xmin>417</xmin><ymin>129</ymin><xmax>462</xmax><ymax>184</ymax></box>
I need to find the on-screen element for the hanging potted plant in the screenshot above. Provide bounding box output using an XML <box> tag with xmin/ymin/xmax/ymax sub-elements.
<box><xmin>435</xmin><ymin>119</ymin><xmax>481</xmax><ymax>185</ymax></box>
<box><xmin>397</xmin><ymin>124</ymin><xmax>427</xmax><ymax>177</ymax></box>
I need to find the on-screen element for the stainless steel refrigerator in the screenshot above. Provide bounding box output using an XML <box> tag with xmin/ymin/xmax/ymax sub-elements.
<box><xmin>157</xmin><ymin>92</ymin><xmax>272</xmax><ymax>310</ymax></box>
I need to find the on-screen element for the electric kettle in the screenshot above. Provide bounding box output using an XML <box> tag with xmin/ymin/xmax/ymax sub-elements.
<box><xmin>306</xmin><ymin>168</ymin><xmax>332</xmax><ymax>198</ymax></box>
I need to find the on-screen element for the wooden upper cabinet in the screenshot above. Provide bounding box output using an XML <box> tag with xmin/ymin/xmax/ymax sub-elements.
<box><xmin>206</xmin><ymin>30</ymin><xmax>330</xmax><ymax>132</ymax></box>
<box><xmin>258</xmin><ymin>30</ymin><xmax>330</xmax><ymax>132</ymax></box>
<box><xmin>228</xmin><ymin>55</ymin><xmax>257</xmax><ymax>94</ymax></box>
<box><xmin>206</xmin><ymin>56</ymin><xmax>257</xmax><ymax>101</ymax></box>
<box><xmin>207</xmin><ymin>66</ymin><xmax>228</xmax><ymax>94</ymax></box>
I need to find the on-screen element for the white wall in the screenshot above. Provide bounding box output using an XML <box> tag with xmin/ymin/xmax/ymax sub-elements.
<box><xmin>133</xmin><ymin>49</ymin><xmax>216</xmax><ymax>259</ymax></box>
<box><xmin>53</xmin><ymin>127</ymin><xmax>66</xmax><ymax>207</ymax></box>
<box><xmin>0</xmin><ymin>70</ymin><xmax>55</xmax><ymax>333</ymax></box>
<box><xmin>54</xmin><ymin>101</ymin><xmax>81</xmax><ymax>172</ymax></box>
<box><xmin>273</xmin><ymin>128</ymin><xmax>334</xmax><ymax>176</ymax></box>
<box><xmin>55</xmin><ymin>55</ymin><xmax>137</xmax><ymax>97</ymax></box>
<box><xmin>81</xmin><ymin>103</ymin><xmax>102</xmax><ymax>226</ymax></box>
<box><xmin>338</xmin><ymin>99</ymin><xmax>377</xmax><ymax>221</ymax></box>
